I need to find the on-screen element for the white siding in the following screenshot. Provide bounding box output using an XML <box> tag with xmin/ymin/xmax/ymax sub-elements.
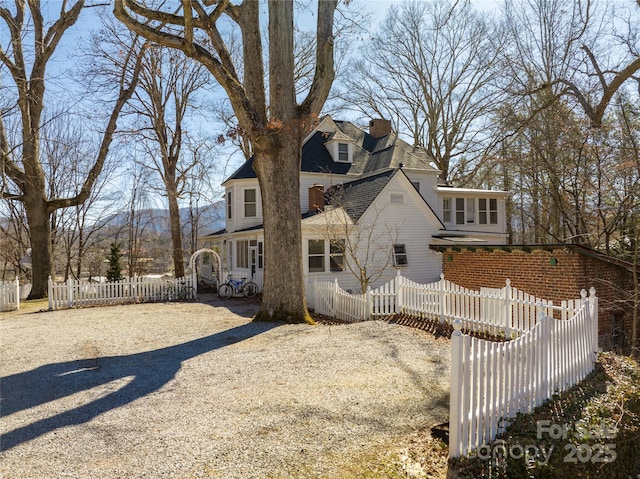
<box><xmin>403</xmin><ymin>169</ymin><xmax>440</xmax><ymax>210</ymax></box>
<box><xmin>358</xmin><ymin>176</ymin><xmax>443</xmax><ymax>286</ymax></box>
<box><xmin>436</xmin><ymin>188</ymin><xmax>508</xmax><ymax>240</ymax></box>
<box><xmin>303</xmin><ymin>173</ymin><xmax>444</xmax><ymax>293</ymax></box>
<box><xmin>225</xmin><ymin>180</ymin><xmax>262</xmax><ymax>233</ymax></box>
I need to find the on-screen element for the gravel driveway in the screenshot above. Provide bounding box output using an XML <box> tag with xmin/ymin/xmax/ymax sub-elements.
<box><xmin>0</xmin><ymin>296</ymin><xmax>450</xmax><ymax>478</ymax></box>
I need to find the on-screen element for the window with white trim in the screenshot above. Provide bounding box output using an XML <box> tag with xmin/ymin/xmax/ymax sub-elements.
<box><xmin>479</xmin><ymin>198</ymin><xmax>499</xmax><ymax>225</ymax></box>
<box><xmin>455</xmin><ymin>198</ymin><xmax>465</xmax><ymax>225</ymax></box>
<box><xmin>236</xmin><ymin>240</ymin><xmax>248</xmax><ymax>268</ymax></box>
<box><xmin>489</xmin><ymin>198</ymin><xmax>498</xmax><ymax>224</ymax></box>
<box><xmin>443</xmin><ymin>197</ymin><xmax>452</xmax><ymax>223</ymax></box>
<box><xmin>308</xmin><ymin>239</ymin><xmax>325</xmax><ymax>272</ymax></box>
<box><xmin>244</xmin><ymin>188</ymin><xmax>257</xmax><ymax>217</ymax></box>
<box><xmin>466</xmin><ymin>198</ymin><xmax>475</xmax><ymax>224</ymax></box>
<box><xmin>393</xmin><ymin>244</ymin><xmax>408</xmax><ymax>266</ymax></box>
<box><xmin>227</xmin><ymin>191</ymin><xmax>232</xmax><ymax>219</ymax></box>
<box><xmin>330</xmin><ymin>240</ymin><xmax>345</xmax><ymax>272</ymax></box>
<box><xmin>338</xmin><ymin>143</ymin><xmax>349</xmax><ymax>162</ymax></box>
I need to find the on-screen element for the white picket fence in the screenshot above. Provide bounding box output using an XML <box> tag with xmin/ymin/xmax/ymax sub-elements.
<box><xmin>449</xmin><ymin>289</ymin><xmax>598</xmax><ymax>458</ymax></box>
<box><xmin>48</xmin><ymin>275</ymin><xmax>196</xmax><ymax>310</ymax></box>
<box><xmin>308</xmin><ymin>272</ymin><xmax>582</xmax><ymax>337</ymax></box>
<box><xmin>0</xmin><ymin>279</ymin><xmax>20</xmax><ymax>312</ymax></box>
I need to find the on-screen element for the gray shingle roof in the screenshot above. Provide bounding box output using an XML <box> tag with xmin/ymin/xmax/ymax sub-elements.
<box><xmin>325</xmin><ymin>169</ymin><xmax>397</xmax><ymax>221</ymax></box>
<box><xmin>225</xmin><ymin>118</ymin><xmax>437</xmax><ymax>182</ymax></box>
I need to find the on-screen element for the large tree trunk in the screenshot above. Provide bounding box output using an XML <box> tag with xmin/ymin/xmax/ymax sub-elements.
<box><xmin>113</xmin><ymin>0</ymin><xmax>337</xmax><ymax>323</ymax></box>
<box><xmin>24</xmin><ymin>198</ymin><xmax>53</xmax><ymax>299</ymax></box>
<box><xmin>167</xmin><ymin>185</ymin><xmax>185</xmax><ymax>278</ymax></box>
<box><xmin>252</xmin><ymin>135</ymin><xmax>311</xmax><ymax>324</ymax></box>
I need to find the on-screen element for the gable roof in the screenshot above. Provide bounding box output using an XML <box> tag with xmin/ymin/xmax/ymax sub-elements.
<box><xmin>325</xmin><ymin>169</ymin><xmax>397</xmax><ymax>221</ymax></box>
<box><xmin>224</xmin><ymin>116</ymin><xmax>438</xmax><ymax>182</ymax></box>
<box><xmin>325</xmin><ymin>168</ymin><xmax>445</xmax><ymax>229</ymax></box>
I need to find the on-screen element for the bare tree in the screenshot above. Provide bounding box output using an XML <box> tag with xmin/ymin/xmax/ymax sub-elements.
<box><xmin>114</xmin><ymin>0</ymin><xmax>338</xmax><ymax>323</ymax></box>
<box><xmin>0</xmin><ymin>2</ymin><xmax>147</xmax><ymax>298</ymax></box>
<box><xmin>34</xmin><ymin>110</ymin><xmax>119</xmax><ymax>281</ymax></box>
<box><xmin>182</xmin><ymin>140</ymin><xmax>224</xmax><ymax>257</ymax></box>
<box><xmin>503</xmin><ymin>0</ymin><xmax>640</xmax><ymax>128</ymax></box>
<box><xmin>125</xmin><ymin>44</ymin><xmax>211</xmax><ymax>278</ymax></box>
<box><xmin>320</xmin><ymin>199</ymin><xmax>398</xmax><ymax>294</ymax></box>
<box><xmin>632</xmin><ymin>230</ymin><xmax>639</xmax><ymax>358</ymax></box>
<box><xmin>341</xmin><ymin>0</ymin><xmax>505</xmax><ymax>184</ymax></box>
<box><xmin>0</xmin><ymin>198</ymin><xmax>30</xmax><ymax>281</ymax></box>
<box><xmin>122</xmin><ymin>162</ymin><xmax>154</xmax><ymax>278</ymax></box>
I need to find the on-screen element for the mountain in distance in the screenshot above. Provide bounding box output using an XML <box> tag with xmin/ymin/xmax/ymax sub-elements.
<box><xmin>96</xmin><ymin>201</ymin><xmax>225</xmax><ymax>236</ymax></box>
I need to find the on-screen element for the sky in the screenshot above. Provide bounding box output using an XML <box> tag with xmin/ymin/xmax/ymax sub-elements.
<box><xmin>2</xmin><ymin>0</ymin><xmax>504</xmax><ymax>211</ymax></box>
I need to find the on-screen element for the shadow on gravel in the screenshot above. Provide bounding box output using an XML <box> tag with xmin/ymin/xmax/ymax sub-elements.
<box><xmin>0</xmin><ymin>321</ymin><xmax>278</xmax><ymax>451</ymax></box>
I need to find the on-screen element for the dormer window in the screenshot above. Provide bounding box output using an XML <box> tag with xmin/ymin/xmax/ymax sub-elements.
<box><xmin>324</xmin><ymin>134</ymin><xmax>353</xmax><ymax>163</ymax></box>
<box><xmin>338</xmin><ymin>143</ymin><xmax>349</xmax><ymax>162</ymax></box>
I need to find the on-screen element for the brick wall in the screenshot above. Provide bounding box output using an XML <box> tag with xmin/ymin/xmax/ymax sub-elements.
<box><xmin>435</xmin><ymin>246</ymin><xmax>636</xmax><ymax>354</ymax></box>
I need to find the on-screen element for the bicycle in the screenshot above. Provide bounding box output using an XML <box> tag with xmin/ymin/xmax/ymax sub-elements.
<box><xmin>217</xmin><ymin>274</ymin><xmax>259</xmax><ymax>299</ymax></box>
<box><xmin>162</xmin><ymin>281</ymin><xmax>197</xmax><ymax>302</ymax></box>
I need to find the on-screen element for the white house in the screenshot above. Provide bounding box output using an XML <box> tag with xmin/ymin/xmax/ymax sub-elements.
<box><xmin>199</xmin><ymin>116</ymin><xmax>508</xmax><ymax>292</ymax></box>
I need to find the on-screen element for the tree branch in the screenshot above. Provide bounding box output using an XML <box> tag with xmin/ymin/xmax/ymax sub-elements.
<box><xmin>48</xmin><ymin>39</ymin><xmax>149</xmax><ymax>211</ymax></box>
<box><xmin>113</xmin><ymin>0</ymin><xmax>257</xmax><ymax>132</ymax></box>
<box><xmin>299</xmin><ymin>0</ymin><xmax>337</xmax><ymax>117</ymax></box>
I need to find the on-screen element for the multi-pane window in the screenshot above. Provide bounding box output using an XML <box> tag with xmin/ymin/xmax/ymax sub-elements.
<box><xmin>338</xmin><ymin>143</ymin><xmax>349</xmax><ymax>162</ymax></box>
<box><xmin>479</xmin><ymin>198</ymin><xmax>499</xmax><ymax>225</ymax></box>
<box><xmin>330</xmin><ymin>240</ymin><xmax>345</xmax><ymax>272</ymax></box>
<box><xmin>308</xmin><ymin>239</ymin><xmax>346</xmax><ymax>272</ymax></box>
<box><xmin>244</xmin><ymin>188</ymin><xmax>257</xmax><ymax>217</ymax></box>
<box><xmin>393</xmin><ymin>244</ymin><xmax>408</xmax><ymax>266</ymax></box>
<box><xmin>489</xmin><ymin>198</ymin><xmax>498</xmax><ymax>224</ymax></box>
<box><xmin>227</xmin><ymin>191</ymin><xmax>232</xmax><ymax>219</ymax></box>
<box><xmin>236</xmin><ymin>240</ymin><xmax>249</xmax><ymax>268</ymax></box>
<box><xmin>444</xmin><ymin>196</ymin><xmax>499</xmax><ymax>225</ymax></box>
<box><xmin>466</xmin><ymin>198</ymin><xmax>475</xmax><ymax>224</ymax></box>
<box><xmin>455</xmin><ymin>198</ymin><xmax>465</xmax><ymax>225</ymax></box>
<box><xmin>308</xmin><ymin>239</ymin><xmax>325</xmax><ymax>272</ymax></box>
<box><xmin>479</xmin><ymin>198</ymin><xmax>488</xmax><ymax>224</ymax></box>
<box><xmin>443</xmin><ymin>197</ymin><xmax>452</xmax><ymax>223</ymax></box>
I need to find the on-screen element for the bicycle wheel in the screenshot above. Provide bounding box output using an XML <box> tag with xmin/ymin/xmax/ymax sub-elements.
<box><xmin>218</xmin><ymin>283</ymin><xmax>233</xmax><ymax>299</ymax></box>
<box><xmin>184</xmin><ymin>286</ymin><xmax>197</xmax><ymax>301</ymax></box>
<box><xmin>243</xmin><ymin>281</ymin><xmax>259</xmax><ymax>297</ymax></box>
<box><xmin>164</xmin><ymin>286</ymin><xmax>176</xmax><ymax>302</ymax></box>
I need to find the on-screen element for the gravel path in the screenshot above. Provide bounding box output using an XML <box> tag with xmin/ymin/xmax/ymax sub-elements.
<box><xmin>0</xmin><ymin>296</ymin><xmax>450</xmax><ymax>478</ymax></box>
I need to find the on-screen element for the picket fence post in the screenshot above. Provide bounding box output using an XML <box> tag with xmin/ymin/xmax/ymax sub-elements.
<box><xmin>67</xmin><ymin>277</ymin><xmax>74</xmax><ymax>308</ymax></box>
<box><xmin>439</xmin><ymin>273</ymin><xmax>446</xmax><ymax>323</ymax></box>
<box><xmin>449</xmin><ymin>318</ymin><xmax>464</xmax><ymax>458</ymax></box>
<box><xmin>48</xmin><ymin>276</ymin><xmax>53</xmax><ymax>310</ymax></box>
<box><xmin>534</xmin><ymin>303</ymin><xmax>546</xmax><ymax>407</ymax></box>
<box><xmin>588</xmin><ymin>287</ymin><xmax>598</xmax><ymax>355</ymax></box>
<box><xmin>132</xmin><ymin>275</ymin><xmax>138</xmax><ymax>302</ymax></box>
<box><xmin>395</xmin><ymin>270</ymin><xmax>403</xmax><ymax>315</ymax></box>
<box><xmin>504</xmin><ymin>279</ymin><xmax>512</xmax><ymax>338</ymax></box>
<box><xmin>14</xmin><ymin>278</ymin><xmax>20</xmax><ymax>311</ymax></box>
<box><xmin>332</xmin><ymin>278</ymin><xmax>339</xmax><ymax>318</ymax></box>
<box><xmin>366</xmin><ymin>285</ymin><xmax>372</xmax><ymax>321</ymax></box>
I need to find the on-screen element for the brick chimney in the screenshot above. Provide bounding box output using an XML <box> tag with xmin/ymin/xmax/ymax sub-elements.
<box><xmin>369</xmin><ymin>118</ymin><xmax>392</xmax><ymax>138</ymax></box>
<box><xmin>308</xmin><ymin>184</ymin><xmax>325</xmax><ymax>212</ymax></box>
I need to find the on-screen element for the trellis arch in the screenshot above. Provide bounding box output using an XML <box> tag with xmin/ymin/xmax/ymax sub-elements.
<box><xmin>188</xmin><ymin>248</ymin><xmax>222</xmax><ymax>289</ymax></box>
